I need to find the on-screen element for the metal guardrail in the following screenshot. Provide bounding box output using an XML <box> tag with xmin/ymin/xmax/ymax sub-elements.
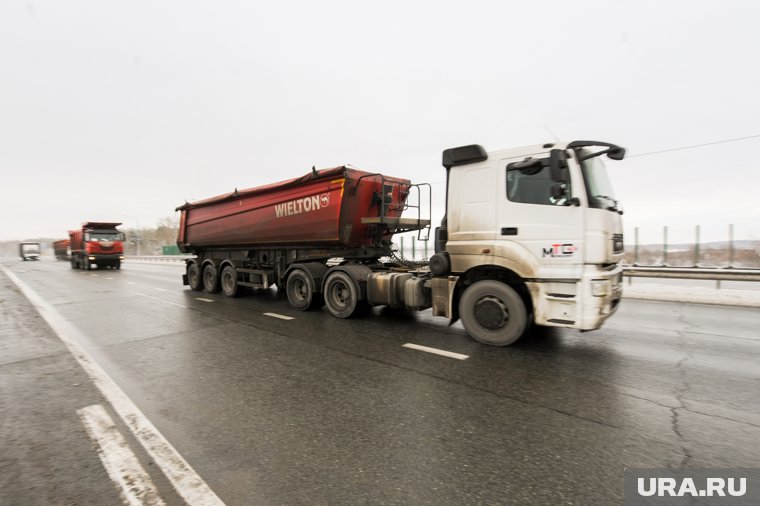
<box><xmin>623</xmin><ymin>266</ymin><xmax>760</xmax><ymax>281</ymax></box>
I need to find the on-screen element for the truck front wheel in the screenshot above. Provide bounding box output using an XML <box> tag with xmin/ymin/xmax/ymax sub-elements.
<box><xmin>187</xmin><ymin>263</ymin><xmax>203</xmax><ymax>291</ymax></box>
<box><xmin>203</xmin><ymin>264</ymin><xmax>221</xmax><ymax>293</ymax></box>
<box><xmin>459</xmin><ymin>280</ymin><xmax>527</xmax><ymax>346</ymax></box>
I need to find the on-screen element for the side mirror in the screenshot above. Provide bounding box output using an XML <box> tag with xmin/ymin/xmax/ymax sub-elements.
<box><xmin>607</xmin><ymin>147</ymin><xmax>626</xmax><ymax>160</ymax></box>
<box><xmin>549</xmin><ymin>149</ymin><xmax>569</xmax><ymax>181</ymax></box>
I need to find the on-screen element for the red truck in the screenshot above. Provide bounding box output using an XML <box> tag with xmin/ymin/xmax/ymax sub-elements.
<box><xmin>69</xmin><ymin>222</ymin><xmax>126</xmax><ymax>270</ymax></box>
<box><xmin>53</xmin><ymin>239</ymin><xmax>70</xmax><ymax>261</ymax></box>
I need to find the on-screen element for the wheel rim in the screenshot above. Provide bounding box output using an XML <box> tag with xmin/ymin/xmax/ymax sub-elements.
<box><xmin>204</xmin><ymin>269</ymin><xmax>214</xmax><ymax>287</ymax></box>
<box><xmin>473</xmin><ymin>296</ymin><xmax>509</xmax><ymax>330</ymax></box>
<box><xmin>292</xmin><ymin>277</ymin><xmax>309</xmax><ymax>303</ymax></box>
<box><xmin>188</xmin><ymin>266</ymin><xmax>199</xmax><ymax>287</ymax></box>
<box><xmin>327</xmin><ymin>279</ymin><xmax>351</xmax><ymax>311</ymax></box>
<box><xmin>222</xmin><ymin>270</ymin><xmax>234</xmax><ymax>293</ymax></box>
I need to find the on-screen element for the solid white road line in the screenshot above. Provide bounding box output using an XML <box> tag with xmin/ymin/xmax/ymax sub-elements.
<box><xmin>402</xmin><ymin>343</ymin><xmax>469</xmax><ymax>360</ymax></box>
<box><xmin>1</xmin><ymin>266</ymin><xmax>225</xmax><ymax>506</ymax></box>
<box><xmin>263</xmin><ymin>312</ymin><xmax>294</xmax><ymax>320</ymax></box>
<box><xmin>194</xmin><ymin>297</ymin><xmax>214</xmax><ymax>303</ymax></box>
<box><xmin>77</xmin><ymin>404</ymin><xmax>166</xmax><ymax>506</ymax></box>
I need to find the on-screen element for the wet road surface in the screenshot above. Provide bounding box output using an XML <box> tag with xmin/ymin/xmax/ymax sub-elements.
<box><xmin>2</xmin><ymin>258</ymin><xmax>759</xmax><ymax>505</ymax></box>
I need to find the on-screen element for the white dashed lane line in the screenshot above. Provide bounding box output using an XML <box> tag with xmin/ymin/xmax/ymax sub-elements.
<box><xmin>263</xmin><ymin>312</ymin><xmax>294</xmax><ymax>320</ymax></box>
<box><xmin>194</xmin><ymin>297</ymin><xmax>214</xmax><ymax>303</ymax></box>
<box><xmin>402</xmin><ymin>343</ymin><xmax>469</xmax><ymax>360</ymax></box>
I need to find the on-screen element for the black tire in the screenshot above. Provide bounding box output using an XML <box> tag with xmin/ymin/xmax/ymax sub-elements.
<box><xmin>187</xmin><ymin>263</ymin><xmax>203</xmax><ymax>291</ymax></box>
<box><xmin>286</xmin><ymin>269</ymin><xmax>321</xmax><ymax>310</ymax></box>
<box><xmin>83</xmin><ymin>258</ymin><xmax>91</xmax><ymax>271</ymax></box>
<box><xmin>70</xmin><ymin>258</ymin><xmax>76</xmax><ymax>269</ymax></box>
<box><xmin>459</xmin><ymin>280</ymin><xmax>528</xmax><ymax>346</ymax></box>
<box><xmin>220</xmin><ymin>265</ymin><xmax>239</xmax><ymax>298</ymax></box>
<box><xmin>202</xmin><ymin>263</ymin><xmax>221</xmax><ymax>293</ymax></box>
<box><xmin>323</xmin><ymin>270</ymin><xmax>362</xmax><ymax>318</ymax></box>
<box><xmin>115</xmin><ymin>260</ymin><xmax>121</xmax><ymax>270</ymax></box>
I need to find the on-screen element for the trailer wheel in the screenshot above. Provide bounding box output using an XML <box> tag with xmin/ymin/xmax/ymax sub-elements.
<box><xmin>187</xmin><ymin>263</ymin><xmax>203</xmax><ymax>291</ymax></box>
<box><xmin>115</xmin><ymin>260</ymin><xmax>121</xmax><ymax>270</ymax></box>
<box><xmin>220</xmin><ymin>265</ymin><xmax>239</xmax><ymax>298</ymax></box>
<box><xmin>459</xmin><ymin>280</ymin><xmax>527</xmax><ymax>346</ymax></box>
<box><xmin>286</xmin><ymin>269</ymin><xmax>320</xmax><ymax>310</ymax></box>
<box><xmin>203</xmin><ymin>264</ymin><xmax>221</xmax><ymax>293</ymax></box>
<box><xmin>323</xmin><ymin>270</ymin><xmax>361</xmax><ymax>318</ymax></box>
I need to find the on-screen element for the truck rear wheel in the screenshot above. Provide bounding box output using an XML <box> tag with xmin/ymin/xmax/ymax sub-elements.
<box><xmin>220</xmin><ymin>265</ymin><xmax>239</xmax><ymax>297</ymax></box>
<box><xmin>459</xmin><ymin>280</ymin><xmax>527</xmax><ymax>346</ymax></box>
<box><xmin>323</xmin><ymin>270</ymin><xmax>361</xmax><ymax>318</ymax></box>
<box><xmin>187</xmin><ymin>263</ymin><xmax>203</xmax><ymax>291</ymax></box>
<box><xmin>203</xmin><ymin>264</ymin><xmax>221</xmax><ymax>293</ymax></box>
<box><xmin>286</xmin><ymin>269</ymin><xmax>320</xmax><ymax>310</ymax></box>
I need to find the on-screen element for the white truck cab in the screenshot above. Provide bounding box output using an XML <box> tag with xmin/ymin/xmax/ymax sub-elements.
<box><xmin>429</xmin><ymin>141</ymin><xmax>625</xmax><ymax>345</ymax></box>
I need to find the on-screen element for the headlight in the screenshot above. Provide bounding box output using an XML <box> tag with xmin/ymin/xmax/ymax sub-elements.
<box><xmin>88</xmin><ymin>256</ymin><xmax>96</xmax><ymax>260</ymax></box>
<box><xmin>119</xmin><ymin>256</ymin><xmax>125</xmax><ymax>260</ymax></box>
<box><xmin>591</xmin><ymin>280</ymin><xmax>608</xmax><ymax>297</ymax></box>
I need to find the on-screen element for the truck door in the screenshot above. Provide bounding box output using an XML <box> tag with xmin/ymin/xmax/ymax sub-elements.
<box><xmin>498</xmin><ymin>152</ymin><xmax>584</xmax><ymax>275</ymax></box>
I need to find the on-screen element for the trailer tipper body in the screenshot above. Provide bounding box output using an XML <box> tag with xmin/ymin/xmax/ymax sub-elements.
<box><xmin>69</xmin><ymin>222</ymin><xmax>125</xmax><ymax>270</ymax></box>
<box><xmin>53</xmin><ymin>239</ymin><xmax>70</xmax><ymax>260</ymax></box>
<box><xmin>177</xmin><ymin>141</ymin><xmax>626</xmax><ymax>346</ymax></box>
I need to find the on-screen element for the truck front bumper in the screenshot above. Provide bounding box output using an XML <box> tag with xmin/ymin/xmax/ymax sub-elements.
<box><xmin>529</xmin><ymin>264</ymin><xmax>623</xmax><ymax>331</ymax></box>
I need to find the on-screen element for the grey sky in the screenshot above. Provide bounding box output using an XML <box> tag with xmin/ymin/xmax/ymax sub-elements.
<box><xmin>2</xmin><ymin>0</ymin><xmax>758</xmax><ymax>244</ymax></box>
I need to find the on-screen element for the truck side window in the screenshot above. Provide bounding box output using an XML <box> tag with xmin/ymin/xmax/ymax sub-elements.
<box><xmin>506</xmin><ymin>159</ymin><xmax>570</xmax><ymax>206</ymax></box>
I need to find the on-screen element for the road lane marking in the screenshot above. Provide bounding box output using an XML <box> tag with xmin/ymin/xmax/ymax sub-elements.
<box><xmin>195</xmin><ymin>297</ymin><xmax>214</xmax><ymax>303</ymax></box>
<box><xmin>153</xmin><ymin>287</ymin><xmax>168</xmax><ymax>292</ymax></box>
<box><xmin>1</xmin><ymin>266</ymin><xmax>224</xmax><ymax>506</ymax></box>
<box><xmin>129</xmin><ymin>291</ymin><xmax>190</xmax><ymax>309</ymax></box>
<box><xmin>77</xmin><ymin>404</ymin><xmax>166</xmax><ymax>506</ymax></box>
<box><xmin>402</xmin><ymin>343</ymin><xmax>469</xmax><ymax>360</ymax></box>
<box><xmin>106</xmin><ymin>277</ymin><xmax>114</xmax><ymax>280</ymax></box>
<box><xmin>263</xmin><ymin>312</ymin><xmax>294</xmax><ymax>320</ymax></box>
<box><xmin>127</xmin><ymin>281</ymin><xmax>137</xmax><ymax>285</ymax></box>
<box><xmin>91</xmin><ymin>274</ymin><xmax>100</xmax><ymax>277</ymax></box>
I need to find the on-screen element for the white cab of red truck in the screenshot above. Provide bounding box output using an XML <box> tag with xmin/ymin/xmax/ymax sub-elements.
<box><xmin>430</xmin><ymin>140</ymin><xmax>625</xmax><ymax>345</ymax></box>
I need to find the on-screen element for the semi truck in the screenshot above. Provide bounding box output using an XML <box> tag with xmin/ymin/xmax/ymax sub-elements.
<box><xmin>176</xmin><ymin>140</ymin><xmax>625</xmax><ymax>346</ymax></box>
<box><xmin>53</xmin><ymin>239</ymin><xmax>70</xmax><ymax>260</ymax></box>
<box><xmin>69</xmin><ymin>222</ymin><xmax>125</xmax><ymax>270</ymax></box>
<box><xmin>19</xmin><ymin>242</ymin><xmax>41</xmax><ymax>261</ymax></box>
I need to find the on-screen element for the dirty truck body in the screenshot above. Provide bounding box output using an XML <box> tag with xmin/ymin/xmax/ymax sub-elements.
<box><xmin>178</xmin><ymin>141</ymin><xmax>625</xmax><ymax>346</ymax></box>
<box><xmin>53</xmin><ymin>239</ymin><xmax>70</xmax><ymax>260</ymax></box>
<box><xmin>69</xmin><ymin>222</ymin><xmax>125</xmax><ymax>270</ymax></box>
<box><xmin>19</xmin><ymin>242</ymin><xmax>41</xmax><ymax>261</ymax></box>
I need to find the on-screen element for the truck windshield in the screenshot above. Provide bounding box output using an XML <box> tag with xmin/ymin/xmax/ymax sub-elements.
<box><xmin>22</xmin><ymin>245</ymin><xmax>39</xmax><ymax>253</ymax></box>
<box><xmin>578</xmin><ymin>150</ymin><xmax>620</xmax><ymax>212</ymax></box>
<box><xmin>86</xmin><ymin>231</ymin><xmax>123</xmax><ymax>241</ymax></box>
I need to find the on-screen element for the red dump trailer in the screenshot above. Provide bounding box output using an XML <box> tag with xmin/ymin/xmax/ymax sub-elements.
<box><xmin>53</xmin><ymin>239</ymin><xmax>70</xmax><ymax>260</ymax></box>
<box><xmin>177</xmin><ymin>166</ymin><xmax>430</xmax><ymax>313</ymax></box>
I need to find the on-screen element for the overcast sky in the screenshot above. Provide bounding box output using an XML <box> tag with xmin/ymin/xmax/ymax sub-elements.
<box><xmin>1</xmin><ymin>0</ymin><xmax>758</xmax><ymax>244</ymax></box>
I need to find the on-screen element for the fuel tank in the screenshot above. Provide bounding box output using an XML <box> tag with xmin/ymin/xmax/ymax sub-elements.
<box><xmin>176</xmin><ymin>166</ymin><xmax>414</xmax><ymax>251</ymax></box>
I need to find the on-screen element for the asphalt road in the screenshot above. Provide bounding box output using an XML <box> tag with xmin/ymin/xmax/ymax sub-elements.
<box><xmin>2</xmin><ymin>258</ymin><xmax>759</xmax><ymax>505</ymax></box>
